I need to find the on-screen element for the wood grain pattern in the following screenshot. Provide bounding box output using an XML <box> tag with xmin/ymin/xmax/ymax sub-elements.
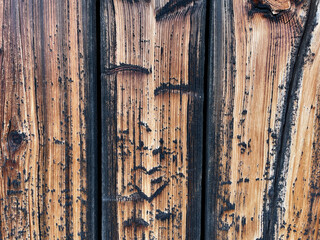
<box><xmin>273</xmin><ymin>1</ymin><xmax>320</xmax><ymax>238</ymax></box>
<box><xmin>101</xmin><ymin>0</ymin><xmax>206</xmax><ymax>239</ymax></box>
<box><xmin>2</xmin><ymin>0</ymin><xmax>319</xmax><ymax>238</ymax></box>
<box><xmin>0</xmin><ymin>0</ymin><xmax>97</xmax><ymax>239</ymax></box>
<box><xmin>205</xmin><ymin>0</ymin><xmax>314</xmax><ymax>239</ymax></box>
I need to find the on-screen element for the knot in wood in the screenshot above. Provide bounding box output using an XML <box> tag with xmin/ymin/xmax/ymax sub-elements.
<box><xmin>252</xmin><ymin>0</ymin><xmax>291</xmax><ymax>15</ymax></box>
<box><xmin>8</xmin><ymin>131</ymin><xmax>24</xmax><ymax>152</ymax></box>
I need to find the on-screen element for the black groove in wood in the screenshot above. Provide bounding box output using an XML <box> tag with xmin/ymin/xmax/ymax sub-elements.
<box><xmin>265</xmin><ymin>0</ymin><xmax>318</xmax><ymax>238</ymax></box>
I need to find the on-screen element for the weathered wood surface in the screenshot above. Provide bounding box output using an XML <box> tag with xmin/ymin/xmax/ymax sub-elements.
<box><xmin>205</xmin><ymin>0</ymin><xmax>319</xmax><ymax>239</ymax></box>
<box><xmin>0</xmin><ymin>0</ymin><xmax>97</xmax><ymax>239</ymax></box>
<box><xmin>273</xmin><ymin>2</ymin><xmax>320</xmax><ymax>238</ymax></box>
<box><xmin>101</xmin><ymin>0</ymin><xmax>206</xmax><ymax>239</ymax></box>
<box><xmin>1</xmin><ymin>0</ymin><xmax>320</xmax><ymax>238</ymax></box>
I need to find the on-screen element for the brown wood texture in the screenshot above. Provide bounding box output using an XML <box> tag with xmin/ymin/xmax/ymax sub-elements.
<box><xmin>0</xmin><ymin>0</ymin><xmax>97</xmax><ymax>239</ymax></box>
<box><xmin>101</xmin><ymin>0</ymin><xmax>206</xmax><ymax>239</ymax></box>
<box><xmin>205</xmin><ymin>0</ymin><xmax>320</xmax><ymax>239</ymax></box>
<box><xmin>273</xmin><ymin>2</ymin><xmax>320</xmax><ymax>238</ymax></box>
<box><xmin>2</xmin><ymin>0</ymin><xmax>320</xmax><ymax>238</ymax></box>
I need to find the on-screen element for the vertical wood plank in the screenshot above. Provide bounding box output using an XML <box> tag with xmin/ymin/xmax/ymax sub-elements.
<box><xmin>271</xmin><ymin>1</ymin><xmax>320</xmax><ymax>238</ymax></box>
<box><xmin>0</xmin><ymin>0</ymin><xmax>97</xmax><ymax>239</ymax></box>
<box><xmin>101</xmin><ymin>0</ymin><xmax>206</xmax><ymax>239</ymax></box>
<box><xmin>205</xmin><ymin>0</ymin><xmax>312</xmax><ymax>239</ymax></box>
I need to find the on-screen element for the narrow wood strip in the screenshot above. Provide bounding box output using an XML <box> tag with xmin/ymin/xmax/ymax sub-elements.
<box><xmin>271</xmin><ymin>1</ymin><xmax>320</xmax><ymax>238</ymax></box>
<box><xmin>205</xmin><ymin>0</ymin><xmax>311</xmax><ymax>238</ymax></box>
<box><xmin>101</xmin><ymin>0</ymin><xmax>206</xmax><ymax>239</ymax></box>
<box><xmin>0</xmin><ymin>0</ymin><xmax>96</xmax><ymax>238</ymax></box>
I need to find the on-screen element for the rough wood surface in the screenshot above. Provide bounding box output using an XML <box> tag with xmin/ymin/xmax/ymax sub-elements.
<box><xmin>273</xmin><ymin>1</ymin><xmax>320</xmax><ymax>238</ymax></box>
<box><xmin>101</xmin><ymin>0</ymin><xmax>206</xmax><ymax>239</ymax></box>
<box><xmin>2</xmin><ymin>0</ymin><xmax>320</xmax><ymax>238</ymax></box>
<box><xmin>205</xmin><ymin>0</ymin><xmax>317</xmax><ymax>239</ymax></box>
<box><xmin>0</xmin><ymin>0</ymin><xmax>97</xmax><ymax>239</ymax></box>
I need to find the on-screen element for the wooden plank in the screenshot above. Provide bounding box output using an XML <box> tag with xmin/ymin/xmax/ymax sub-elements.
<box><xmin>0</xmin><ymin>0</ymin><xmax>97</xmax><ymax>239</ymax></box>
<box><xmin>100</xmin><ymin>0</ymin><xmax>206</xmax><ymax>239</ymax></box>
<box><xmin>205</xmin><ymin>0</ymin><xmax>312</xmax><ymax>239</ymax></box>
<box><xmin>271</xmin><ymin>1</ymin><xmax>320</xmax><ymax>238</ymax></box>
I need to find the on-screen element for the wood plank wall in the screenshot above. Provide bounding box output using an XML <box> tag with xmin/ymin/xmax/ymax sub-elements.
<box><xmin>1</xmin><ymin>0</ymin><xmax>320</xmax><ymax>239</ymax></box>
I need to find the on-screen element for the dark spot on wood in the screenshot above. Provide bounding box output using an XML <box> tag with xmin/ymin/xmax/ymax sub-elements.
<box><xmin>133</xmin><ymin>166</ymin><xmax>162</xmax><ymax>175</ymax></box>
<box><xmin>176</xmin><ymin>172</ymin><xmax>185</xmax><ymax>178</ymax></box>
<box><xmin>53</xmin><ymin>137</ymin><xmax>64</xmax><ymax>145</ymax></box>
<box><xmin>235</xmin><ymin>224</ymin><xmax>239</xmax><ymax>232</ymax></box>
<box><xmin>242</xmin><ymin>217</ymin><xmax>246</xmax><ymax>226</ymax></box>
<box><xmin>8</xmin><ymin>131</ymin><xmax>24</xmax><ymax>153</ymax></box>
<box><xmin>155</xmin><ymin>210</ymin><xmax>174</xmax><ymax>221</ymax></box>
<box><xmin>237</xmin><ymin>178</ymin><xmax>244</xmax><ymax>184</ymax></box>
<box><xmin>138</xmin><ymin>121</ymin><xmax>152</xmax><ymax>132</ymax></box>
<box><xmin>137</xmin><ymin>141</ymin><xmax>144</xmax><ymax>150</ymax></box>
<box><xmin>152</xmin><ymin>147</ymin><xmax>161</xmax><ymax>156</ymax></box>
<box><xmin>7</xmin><ymin>190</ymin><xmax>22</xmax><ymax>195</ymax></box>
<box><xmin>104</xmin><ymin>63</ymin><xmax>151</xmax><ymax>75</ymax></box>
<box><xmin>220</xmin><ymin>223</ymin><xmax>232</xmax><ymax>231</ymax></box>
<box><xmin>238</xmin><ymin>142</ymin><xmax>247</xmax><ymax>148</ymax></box>
<box><xmin>221</xmin><ymin>180</ymin><xmax>232</xmax><ymax>186</ymax></box>
<box><xmin>154</xmin><ymin>83</ymin><xmax>190</xmax><ymax>96</ymax></box>
<box><xmin>172</xmin><ymin>155</ymin><xmax>177</xmax><ymax>162</ymax></box>
<box><xmin>121</xmin><ymin>129</ymin><xmax>129</xmax><ymax>134</ymax></box>
<box><xmin>7</xmin><ymin>177</ymin><xmax>21</xmax><ymax>189</ymax></box>
<box><xmin>123</xmin><ymin>217</ymin><xmax>149</xmax><ymax>227</ymax></box>
<box><xmin>134</xmin><ymin>181</ymin><xmax>169</xmax><ymax>202</ymax></box>
<box><xmin>151</xmin><ymin>177</ymin><xmax>163</xmax><ymax>185</ymax></box>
